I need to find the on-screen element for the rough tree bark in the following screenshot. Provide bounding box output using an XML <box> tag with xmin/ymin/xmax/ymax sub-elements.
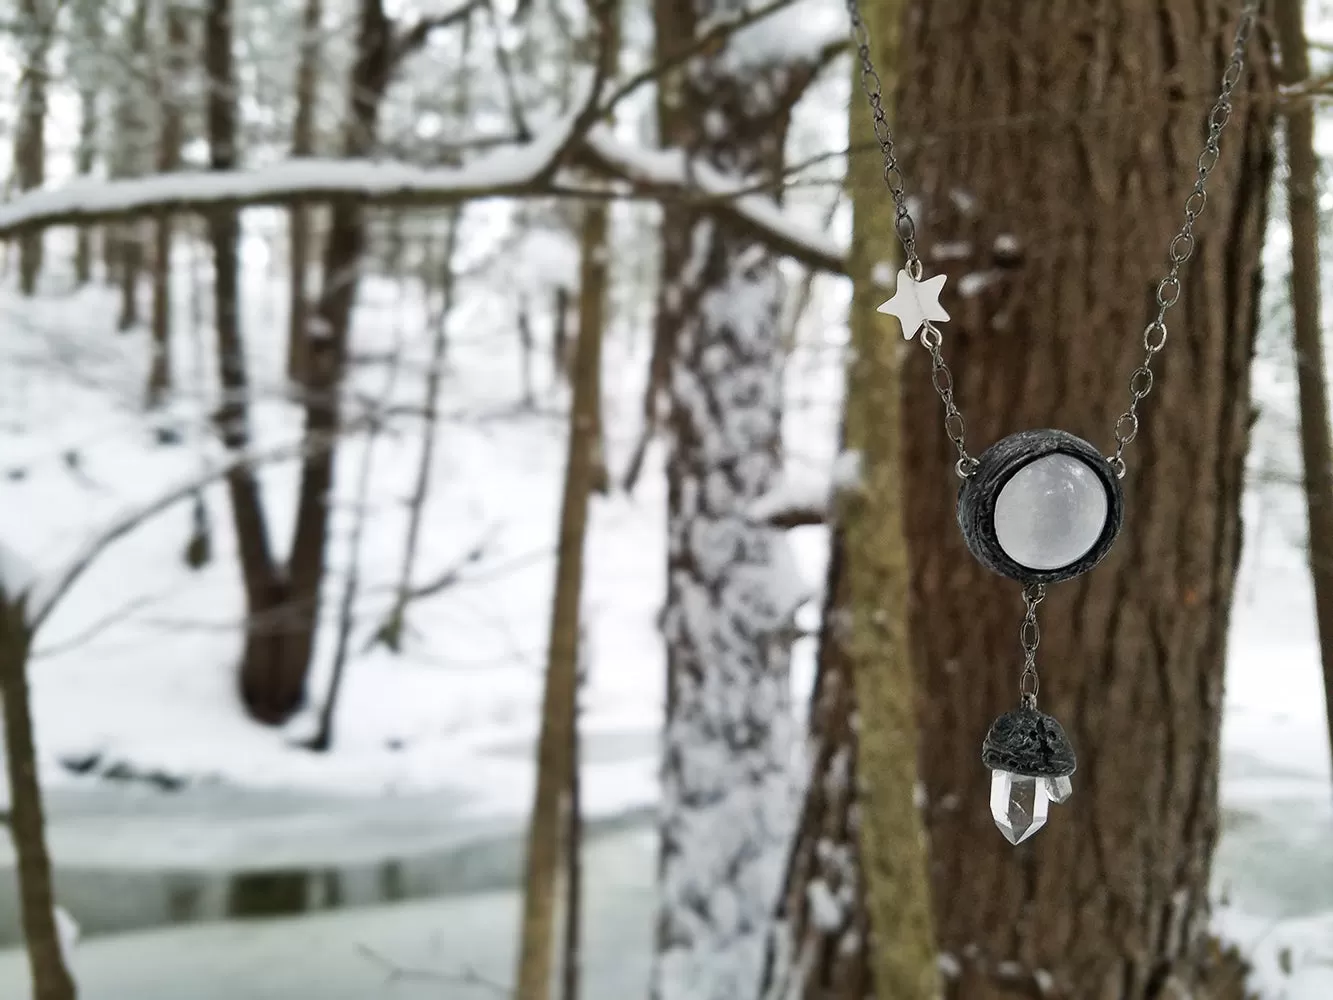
<box><xmin>1274</xmin><ymin>0</ymin><xmax>1333</xmax><ymax>798</ymax></box>
<box><xmin>651</xmin><ymin>6</ymin><xmax>828</xmax><ymax>999</ymax></box>
<box><xmin>895</xmin><ymin>2</ymin><xmax>1274</xmax><ymax>997</ymax></box>
<box><xmin>13</xmin><ymin>0</ymin><xmax>53</xmax><ymax>296</ymax></box>
<box><xmin>762</xmin><ymin>4</ymin><xmax>937</xmax><ymax>997</ymax></box>
<box><xmin>288</xmin><ymin>0</ymin><xmax>324</xmax><ymax>384</ymax></box>
<box><xmin>0</xmin><ymin>593</ymin><xmax>77</xmax><ymax>1000</ymax></box>
<box><xmin>147</xmin><ymin>3</ymin><xmax>190</xmax><ymax>408</ymax></box>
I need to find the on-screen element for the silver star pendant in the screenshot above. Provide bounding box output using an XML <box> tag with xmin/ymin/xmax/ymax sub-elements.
<box><xmin>878</xmin><ymin>268</ymin><xmax>950</xmax><ymax>340</ymax></box>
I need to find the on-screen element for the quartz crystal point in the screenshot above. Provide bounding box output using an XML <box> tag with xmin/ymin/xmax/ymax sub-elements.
<box><xmin>989</xmin><ymin>770</ymin><xmax>1049</xmax><ymax>845</ymax></box>
<box><xmin>1044</xmin><ymin>774</ymin><xmax>1073</xmax><ymax>805</ymax></box>
<box><xmin>982</xmin><ymin>705</ymin><xmax>1077</xmax><ymax>844</ymax></box>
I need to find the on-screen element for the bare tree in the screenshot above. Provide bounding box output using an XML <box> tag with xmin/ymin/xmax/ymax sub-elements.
<box><xmin>0</xmin><ymin>591</ymin><xmax>76</xmax><ymax>1000</ymax></box>
<box><xmin>288</xmin><ymin>0</ymin><xmax>324</xmax><ymax>384</ymax></box>
<box><xmin>513</xmin><ymin>8</ymin><xmax>617</xmax><ymax>992</ymax></box>
<box><xmin>1275</xmin><ymin>0</ymin><xmax>1333</xmax><ymax>798</ymax></box>
<box><xmin>71</xmin><ymin>0</ymin><xmax>104</xmax><ymax>286</ymax></box>
<box><xmin>13</xmin><ymin>0</ymin><xmax>55</xmax><ymax>296</ymax></box>
<box><xmin>111</xmin><ymin>0</ymin><xmax>153</xmax><ymax>331</ymax></box>
<box><xmin>147</xmin><ymin>3</ymin><xmax>191</xmax><ymax>408</ymax></box>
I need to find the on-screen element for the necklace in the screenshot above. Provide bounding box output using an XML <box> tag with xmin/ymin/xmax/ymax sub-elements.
<box><xmin>845</xmin><ymin>0</ymin><xmax>1263</xmax><ymax>844</ymax></box>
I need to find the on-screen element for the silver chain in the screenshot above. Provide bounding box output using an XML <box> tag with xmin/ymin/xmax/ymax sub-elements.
<box><xmin>1019</xmin><ymin>583</ymin><xmax>1045</xmax><ymax>707</ymax></box>
<box><xmin>1108</xmin><ymin>0</ymin><xmax>1262</xmax><ymax>477</ymax></box>
<box><xmin>846</xmin><ymin>0</ymin><xmax>1263</xmax><ymax>481</ymax></box>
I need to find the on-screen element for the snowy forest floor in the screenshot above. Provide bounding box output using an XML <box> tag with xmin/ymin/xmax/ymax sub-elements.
<box><xmin>0</xmin><ymin>225</ymin><xmax>1328</xmax><ymax>997</ymax></box>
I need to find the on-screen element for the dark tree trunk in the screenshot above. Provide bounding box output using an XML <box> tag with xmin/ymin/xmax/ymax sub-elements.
<box><xmin>147</xmin><ymin>4</ymin><xmax>190</xmax><ymax>408</ymax></box>
<box><xmin>895</xmin><ymin>2</ymin><xmax>1274</xmax><ymax>997</ymax></box>
<box><xmin>205</xmin><ymin>0</ymin><xmax>290</xmax><ymax>724</ymax></box>
<box><xmin>73</xmin><ymin>84</ymin><xmax>96</xmax><ymax>285</ymax></box>
<box><xmin>72</xmin><ymin>0</ymin><xmax>102</xmax><ymax>287</ymax></box>
<box><xmin>14</xmin><ymin>0</ymin><xmax>51</xmax><ymax>297</ymax></box>
<box><xmin>762</xmin><ymin>536</ymin><xmax>876</xmax><ymax>1000</ymax></box>
<box><xmin>1274</xmin><ymin>0</ymin><xmax>1333</xmax><ymax>800</ymax></box>
<box><xmin>114</xmin><ymin>0</ymin><xmax>152</xmax><ymax>332</ymax></box>
<box><xmin>288</xmin><ymin>0</ymin><xmax>324</xmax><ymax>385</ymax></box>
<box><xmin>274</xmin><ymin>0</ymin><xmax>397</xmax><ymax>718</ymax></box>
<box><xmin>0</xmin><ymin>596</ymin><xmax>77</xmax><ymax>1000</ymax></box>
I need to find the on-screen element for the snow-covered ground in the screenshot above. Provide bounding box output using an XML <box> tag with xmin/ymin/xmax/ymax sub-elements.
<box><xmin>0</xmin><ymin>208</ymin><xmax>1327</xmax><ymax>997</ymax></box>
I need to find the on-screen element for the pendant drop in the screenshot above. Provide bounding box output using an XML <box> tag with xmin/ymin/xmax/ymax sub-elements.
<box><xmin>982</xmin><ymin>705</ymin><xmax>1077</xmax><ymax>845</ymax></box>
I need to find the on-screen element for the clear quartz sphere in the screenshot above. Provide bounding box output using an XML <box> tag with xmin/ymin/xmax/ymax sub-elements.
<box><xmin>993</xmin><ymin>453</ymin><xmax>1109</xmax><ymax>571</ymax></box>
<box><xmin>990</xmin><ymin>770</ymin><xmax>1050</xmax><ymax>845</ymax></box>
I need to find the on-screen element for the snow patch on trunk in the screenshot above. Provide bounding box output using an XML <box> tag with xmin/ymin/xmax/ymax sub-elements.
<box><xmin>655</xmin><ymin>216</ymin><xmax>798</xmax><ymax>1000</ymax></box>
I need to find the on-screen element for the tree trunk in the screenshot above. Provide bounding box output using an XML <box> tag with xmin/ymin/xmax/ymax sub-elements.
<box><xmin>0</xmin><ymin>596</ymin><xmax>77</xmax><ymax>1000</ymax></box>
<box><xmin>895</xmin><ymin>2</ymin><xmax>1273</xmax><ymax>997</ymax></box>
<box><xmin>14</xmin><ymin>0</ymin><xmax>52</xmax><ymax>297</ymax></box>
<box><xmin>113</xmin><ymin>0</ymin><xmax>152</xmax><ymax>332</ymax></box>
<box><xmin>1274</xmin><ymin>0</ymin><xmax>1333</xmax><ymax>799</ymax></box>
<box><xmin>73</xmin><ymin>83</ymin><xmax>96</xmax><ymax>286</ymax></box>
<box><xmin>147</xmin><ymin>4</ymin><xmax>190</xmax><ymax>409</ymax></box>
<box><xmin>513</xmin><ymin>199</ymin><xmax>607</xmax><ymax>1000</ymax></box>
<box><xmin>72</xmin><ymin>0</ymin><xmax>103</xmax><ymax>288</ymax></box>
<box><xmin>273</xmin><ymin>0</ymin><xmax>396</xmax><ymax>721</ymax></box>
<box><xmin>288</xmin><ymin>0</ymin><xmax>324</xmax><ymax>385</ymax></box>
<box><xmin>763</xmin><ymin>5</ymin><xmax>938</xmax><ymax>996</ymax></box>
<box><xmin>381</xmin><ymin>212</ymin><xmax>463</xmax><ymax>652</ymax></box>
<box><xmin>561</xmin><ymin>652</ymin><xmax>584</xmax><ymax>1000</ymax></box>
<box><xmin>205</xmin><ymin>0</ymin><xmax>290</xmax><ymax>724</ymax></box>
<box><xmin>651</xmin><ymin>6</ymin><xmax>823</xmax><ymax>998</ymax></box>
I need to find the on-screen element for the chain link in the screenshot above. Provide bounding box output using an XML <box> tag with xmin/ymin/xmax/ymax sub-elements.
<box><xmin>921</xmin><ymin>321</ymin><xmax>980</xmax><ymax>476</ymax></box>
<box><xmin>846</xmin><ymin>0</ymin><xmax>921</xmax><ymax>275</ymax></box>
<box><xmin>1019</xmin><ymin>583</ymin><xmax>1046</xmax><ymax>707</ymax></box>
<box><xmin>1107</xmin><ymin>0</ymin><xmax>1261</xmax><ymax>477</ymax></box>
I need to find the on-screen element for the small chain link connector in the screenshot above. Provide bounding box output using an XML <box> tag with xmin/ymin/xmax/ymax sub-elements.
<box><xmin>918</xmin><ymin>321</ymin><xmax>978</xmax><ymax>477</ymax></box>
<box><xmin>1019</xmin><ymin>583</ymin><xmax>1046</xmax><ymax>707</ymax></box>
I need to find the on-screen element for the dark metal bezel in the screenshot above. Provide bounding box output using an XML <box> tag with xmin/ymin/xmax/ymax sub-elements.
<box><xmin>956</xmin><ymin>428</ymin><xmax>1125</xmax><ymax>585</ymax></box>
<box><xmin>981</xmin><ymin>705</ymin><xmax>1078</xmax><ymax>778</ymax></box>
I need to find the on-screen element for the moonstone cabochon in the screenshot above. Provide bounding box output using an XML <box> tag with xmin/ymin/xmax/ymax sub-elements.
<box><xmin>956</xmin><ymin>428</ymin><xmax>1125</xmax><ymax>585</ymax></box>
<box><xmin>982</xmin><ymin>706</ymin><xmax>1078</xmax><ymax>778</ymax></box>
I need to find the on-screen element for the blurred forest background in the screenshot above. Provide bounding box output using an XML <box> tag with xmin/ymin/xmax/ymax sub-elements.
<box><xmin>0</xmin><ymin>0</ymin><xmax>1328</xmax><ymax>998</ymax></box>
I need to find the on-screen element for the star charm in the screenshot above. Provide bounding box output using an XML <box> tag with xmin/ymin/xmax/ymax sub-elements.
<box><xmin>877</xmin><ymin>269</ymin><xmax>950</xmax><ymax>340</ymax></box>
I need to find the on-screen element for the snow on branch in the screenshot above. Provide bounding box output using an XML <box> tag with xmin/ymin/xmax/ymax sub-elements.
<box><xmin>0</xmin><ymin>120</ymin><xmax>576</xmax><ymax>235</ymax></box>
<box><xmin>0</xmin><ymin>132</ymin><xmax>848</xmax><ymax>276</ymax></box>
<box><xmin>581</xmin><ymin>128</ymin><xmax>846</xmax><ymax>274</ymax></box>
<box><xmin>748</xmin><ymin>452</ymin><xmax>862</xmax><ymax>528</ymax></box>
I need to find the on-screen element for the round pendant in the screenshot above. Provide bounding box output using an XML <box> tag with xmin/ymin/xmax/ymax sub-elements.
<box><xmin>957</xmin><ymin>429</ymin><xmax>1124</xmax><ymax>584</ymax></box>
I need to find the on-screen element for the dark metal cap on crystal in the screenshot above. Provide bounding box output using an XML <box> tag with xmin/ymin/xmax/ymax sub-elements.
<box><xmin>981</xmin><ymin>706</ymin><xmax>1077</xmax><ymax>778</ymax></box>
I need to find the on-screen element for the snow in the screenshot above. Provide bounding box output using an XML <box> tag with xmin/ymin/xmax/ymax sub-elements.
<box><xmin>0</xmin><ymin>540</ymin><xmax>38</xmax><ymax>602</ymax></box>
<box><xmin>724</xmin><ymin>0</ymin><xmax>846</xmax><ymax>72</ymax></box>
